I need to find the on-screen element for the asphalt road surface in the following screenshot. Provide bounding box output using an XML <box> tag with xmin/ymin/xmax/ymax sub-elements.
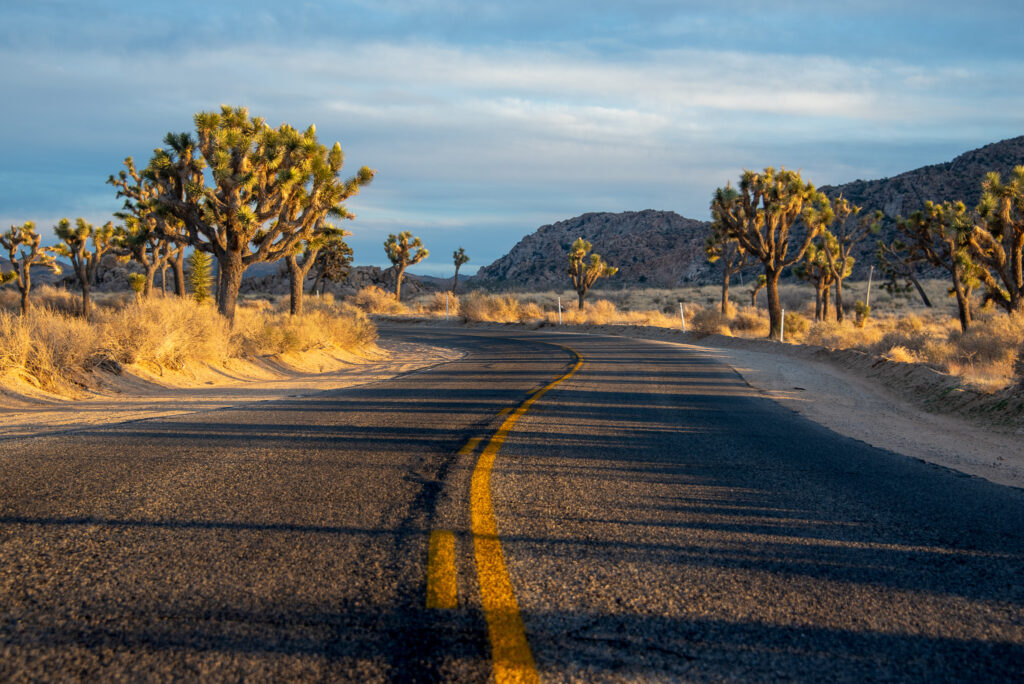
<box><xmin>1</xmin><ymin>325</ymin><xmax>1022</xmax><ymax>681</ymax></box>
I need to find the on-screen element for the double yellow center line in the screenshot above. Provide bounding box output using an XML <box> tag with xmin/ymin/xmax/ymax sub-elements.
<box><xmin>471</xmin><ymin>345</ymin><xmax>583</xmax><ymax>683</ymax></box>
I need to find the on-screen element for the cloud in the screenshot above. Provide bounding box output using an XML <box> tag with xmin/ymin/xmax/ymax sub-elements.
<box><xmin>1</xmin><ymin>30</ymin><xmax>1022</xmax><ymax>270</ymax></box>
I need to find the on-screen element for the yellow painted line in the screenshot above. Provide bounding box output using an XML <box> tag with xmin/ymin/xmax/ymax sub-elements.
<box><xmin>471</xmin><ymin>345</ymin><xmax>583</xmax><ymax>684</ymax></box>
<box><xmin>426</xmin><ymin>530</ymin><xmax>458</xmax><ymax>610</ymax></box>
<box><xmin>458</xmin><ymin>437</ymin><xmax>482</xmax><ymax>456</ymax></box>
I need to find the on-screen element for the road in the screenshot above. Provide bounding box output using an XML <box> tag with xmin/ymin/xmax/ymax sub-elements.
<box><xmin>1</xmin><ymin>326</ymin><xmax>1022</xmax><ymax>681</ymax></box>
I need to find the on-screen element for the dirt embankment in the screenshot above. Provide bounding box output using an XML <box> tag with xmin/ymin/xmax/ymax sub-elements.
<box><xmin>0</xmin><ymin>339</ymin><xmax>464</xmax><ymax>440</ymax></box>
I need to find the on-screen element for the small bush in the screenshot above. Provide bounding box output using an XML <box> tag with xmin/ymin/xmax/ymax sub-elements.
<box><xmin>427</xmin><ymin>291</ymin><xmax>459</xmax><ymax>315</ymax></box>
<box><xmin>689</xmin><ymin>306</ymin><xmax>731</xmax><ymax>336</ymax></box>
<box><xmin>783</xmin><ymin>311</ymin><xmax>810</xmax><ymax>341</ymax></box>
<box><xmin>353</xmin><ymin>285</ymin><xmax>406</xmax><ymax>314</ymax></box>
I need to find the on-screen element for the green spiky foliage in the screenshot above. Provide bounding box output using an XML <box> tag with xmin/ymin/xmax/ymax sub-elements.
<box><xmin>971</xmin><ymin>166</ymin><xmax>1024</xmax><ymax>313</ymax></box>
<box><xmin>895</xmin><ymin>201</ymin><xmax>980</xmax><ymax>331</ymax></box>
<box><xmin>793</xmin><ymin>233</ymin><xmax>838</xmax><ymax>322</ymax></box>
<box><xmin>452</xmin><ymin>246</ymin><xmax>469</xmax><ymax>294</ymax></box>
<box><xmin>108</xmin><ymin>157</ymin><xmax>187</xmax><ymax>298</ymax></box>
<box><xmin>750</xmin><ymin>273</ymin><xmax>767</xmax><ymax>308</ymax></box>
<box><xmin>567</xmin><ymin>237</ymin><xmax>617</xmax><ymax>309</ymax></box>
<box><xmin>188</xmin><ymin>250</ymin><xmax>213</xmax><ymax>303</ymax></box>
<box><xmin>52</xmin><ymin>218</ymin><xmax>113</xmax><ymax>317</ymax></box>
<box><xmin>142</xmin><ymin>106</ymin><xmax>375</xmax><ymax>323</ymax></box>
<box><xmin>285</xmin><ymin>225</ymin><xmax>352</xmax><ymax>315</ymax></box>
<box><xmin>876</xmin><ymin>238</ymin><xmax>933</xmax><ymax>307</ymax></box>
<box><xmin>384</xmin><ymin>231</ymin><xmax>428</xmax><ymax>302</ymax></box>
<box><xmin>308</xmin><ymin>232</ymin><xmax>353</xmax><ymax>295</ymax></box>
<box><xmin>127</xmin><ymin>273</ymin><xmax>147</xmax><ymax>301</ymax></box>
<box><xmin>711</xmin><ymin>168</ymin><xmax>833</xmax><ymax>339</ymax></box>
<box><xmin>1</xmin><ymin>222</ymin><xmax>61</xmax><ymax>315</ymax></box>
<box><xmin>826</xmin><ymin>197</ymin><xmax>880</xmax><ymax>323</ymax></box>
<box><xmin>705</xmin><ymin>215</ymin><xmax>748</xmax><ymax>315</ymax></box>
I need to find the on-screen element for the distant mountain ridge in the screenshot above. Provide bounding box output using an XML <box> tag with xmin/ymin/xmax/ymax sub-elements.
<box><xmin>474</xmin><ymin>210</ymin><xmax>712</xmax><ymax>290</ymax></box>
<box><xmin>474</xmin><ymin>136</ymin><xmax>1024</xmax><ymax>288</ymax></box>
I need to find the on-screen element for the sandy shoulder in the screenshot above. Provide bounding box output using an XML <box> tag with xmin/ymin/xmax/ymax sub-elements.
<box><xmin>648</xmin><ymin>338</ymin><xmax>1023</xmax><ymax>490</ymax></box>
<box><xmin>0</xmin><ymin>338</ymin><xmax>464</xmax><ymax>440</ymax></box>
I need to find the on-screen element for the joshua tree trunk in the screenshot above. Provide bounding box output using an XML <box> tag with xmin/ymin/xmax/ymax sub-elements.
<box><xmin>577</xmin><ymin>289</ymin><xmax>586</xmax><ymax>310</ymax></box>
<box><xmin>143</xmin><ymin>261</ymin><xmax>159</xmax><ymax>298</ymax></box>
<box><xmin>288</xmin><ymin>256</ymin><xmax>305</xmax><ymax>316</ymax></box>
<box><xmin>822</xmin><ymin>286</ymin><xmax>830</xmax><ymax>321</ymax></box>
<box><xmin>766</xmin><ymin>270</ymin><xmax>783</xmax><ymax>340</ymax></box>
<box><xmin>19</xmin><ymin>272</ymin><xmax>30</xmax><ymax>315</ymax></box>
<box><xmin>834</xmin><ymin>279</ymin><xmax>845</xmax><ymax>323</ymax></box>
<box><xmin>453</xmin><ymin>263</ymin><xmax>461</xmax><ymax>294</ymax></box>
<box><xmin>394</xmin><ymin>265</ymin><xmax>406</xmax><ymax>302</ymax></box>
<box><xmin>721</xmin><ymin>271</ymin><xmax>731</xmax><ymax>315</ymax></box>
<box><xmin>172</xmin><ymin>248</ymin><xmax>186</xmax><ymax>297</ymax></box>
<box><xmin>951</xmin><ymin>268</ymin><xmax>972</xmax><ymax>332</ymax></box>
<box><xmin>80</xmin><ymin>280</ymin><xmax>92</xmax><ymax>317</ymax></box>
<box><xmin>216</xmin><ymin>251</ymin><xmax>244</xmax><ymax>324</ymax></box>
<box><xmin>814</xmin><ymin>282</ymin><xmax>824</xmax><ymax>321</ymax></box>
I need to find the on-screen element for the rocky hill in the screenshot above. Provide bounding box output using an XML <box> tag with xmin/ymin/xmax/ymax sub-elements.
<box><xmin>473</xmin><ymin>136</ymin><xmax>1024</xmax><ymax>288</ymax></box>
<box><xmin>821</xmin><ymin>135</ymin><xmax>1024</xmax><ymax>277</ymax></box>
<box><xmin>474</xmin><ymin>210</ymin><xmax>712</xmax><ymax>290</ymax></box>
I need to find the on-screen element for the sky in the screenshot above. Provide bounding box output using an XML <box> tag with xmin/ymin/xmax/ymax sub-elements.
<box><xmin>2</xmin><ymin>1</ymin><xmax>1023</xmax><ymax>276</ymax></box>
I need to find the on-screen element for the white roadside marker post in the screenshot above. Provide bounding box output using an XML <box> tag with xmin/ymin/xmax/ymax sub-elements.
<box><xmin>780</xmin><ymin>308</ymin><xmax>786</xmax><ymax>342</ymax></box>
<box><xmin>866</xmin><ymin>265</ymin><xmax>874</xmax><ymax>308</ymax></box>
<box><xmin>558</xmin><ymin>296</ymin><xmax>563</xmax><ymax>325</ymax></box>
<box><xmin>679</xmin><ymin>302</ymin><xmax>686</xmax><ymax>333</ymax></box>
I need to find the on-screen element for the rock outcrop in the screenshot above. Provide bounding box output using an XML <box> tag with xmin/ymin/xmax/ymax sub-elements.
<box><xmin>474</xmin><ymin>210</ymin><xmax>712</xmax><ymax>290</ymax></box>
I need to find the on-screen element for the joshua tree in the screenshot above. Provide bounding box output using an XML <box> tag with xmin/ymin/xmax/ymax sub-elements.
<box><xmin>285</xmin><ymin>226</ymin><xmax>351</xmax><ymax>315</ymax></box>
<box><xmin>876</xmin><ymin>239</ymin><xmax>933</xmax><ymax>308</ymax></box>
<box><xmin>384</xmin><ymin>231</ymin><xmax>428</xmax><ymax>301</ymax></box>
<box><xmin>452</xmin><ymin>246</ymin><xmax>469</xmax><ymax>293</ymax></box>
<box><xmin>750</xmin><ymin>274</ymin><xmax>767</xmax><ymax>308</ymax></box>
<box><xmin>567</xmin><ymin>237</ymin><xmax>617</xmax><ymax>309</ymax></box>
<box><xmin>52</xmin><ymin>218</ymin><xmax>114</xmax><ymax>317</ymax></box>
<box><xmin>711</xmin><ymin>167</ymin><xmax>832</xmax><ymax>339</ymax></box>
<box><xmin>142</xmin><ymin>106</ymin><xmax>374</xmax><ymax>323</ymax></box>
<box><xmin>825</xmin><ymin>197</ymin><xmax>880</xmax><ymax>323</ymax></box>
<box><xmin>189</xmin><ymin>250</ymin><xmax>213</xmax><ymax>303</ymax></box>
<box><xmin>1</xmin><ymin>222</ymin><xmax>61</xmax><ymax>314</ymax></box>
<box><xmin>309</xmin><ymin>233</ymin><xmax>353</xmax><ymax>295</ymax></box>
<box><xmin>704</xmin><ymin>218</ymin><xmax>748</xmax><ymax>315</ymax></box>
<box><xmin>793</xmin><ymin>234</ymin><xmax>837</xmax><ymax>322</ymax></box>
<box><xmin>970</xmin><ymin>167</ymin><xmax>1024</xmax><ymax>312</ymax></box>
<box><xmin>108</xmin><ymin>157</ymin><xmax>185</xmax><ymax>298</ymax></box>
<box><xmin>895</xmin><ymin>201</ymin><xmax>978</xmax><ymax>331</ymax></box>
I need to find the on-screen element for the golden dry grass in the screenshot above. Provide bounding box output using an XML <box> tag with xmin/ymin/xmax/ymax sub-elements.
<box><xmin>0</xmin><ymin>292</ymin><xmax>377</xmax><ymax>395</ymax></box>
<box><xmin>352</xmin><ymin>285</ymin><xmax>407</xmax><ymax>314</ymax></box>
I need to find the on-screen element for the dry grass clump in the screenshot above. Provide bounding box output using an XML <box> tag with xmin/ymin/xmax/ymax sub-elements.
<box><xmin>945</xmin><ymin>311</ymin><xmax>1024</xmax><ymax>390</ymax></box>
<box><xmin>101</xmin><ymin>297</ymin><xmax>231</xmax><ymax>369</ymax></box>
<box><xmin>805</xmin><ymin>320</ymin><xmax>884</xmax><ymax>349</ymax></box>
<box><xmin>0</xmin><ymin>285</ymin><xmax>84</xmax><ymax>315</ymax></box>
<box><xmin>0</xmin><ymin>308</ymin><xmax>102</xmax><ymax>393</ymax></box>
<box><xmin>233</xmin><ymin>302</ymin><xmax>376</xmax><ymax>356</ymax></box>
<box><xmin>462</xmin><ymin>291</ymin><xmax>542</xmax><ymax>323</ymax></box>
<box><xmin>730</xmin><ymin>306</ymin><xmax>769</xmax><ymax>336</ymax></box>
<box><xmin>0</xmin><ymin>295</ymin><xmax>377</xmax><ymax>396</ymax></box>
<box><xmin>352</xmin><ymin>285</ymin><xmax>406</xmax><ymax>314</ymax></box>
<box><xmin>688</xmin><ymin>306</ymin><xmax>731</xmax><ymax>336</ymax></box>
<box><xmin>425</xmin><ymin>291</ymin><xmax>459</xmax><ymax>315</ymax></box>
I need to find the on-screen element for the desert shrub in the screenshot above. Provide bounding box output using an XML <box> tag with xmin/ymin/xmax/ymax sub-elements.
<box><xmin>462</xmin><ymin>291</ymin><xmax>524</xmax><ymax>323</ymax></box>
<box><xmin>426</xmin><ymin>291</ymin><xmax>459</xmax><ymax>315</ymax></box>
<box><xmin>884</xmin><ymin>345</ymin><xmax>919</xmax><ymax>363</ymax></box>
<box><xmin>730</xmin><ymin>306</ymin><xmax>768</xmax><ymax>335</ymax></box>
<box><xmin>689</xmin><ymin>305</ymin><xmax>731</xmax><ymax>336</ymax></box>
<box><xmin>582</xmin><ymin>299</ymin><xmax>618</xmax><ymax>325</ymax></box>
<box><xmin>101</xmin><ymin>297</ymin><xmax>230</xmax><ymax>369</ymax></box>
<box><xmin>0</xmin><ymin>308</ymin><xmax>102</xmax><ymax>392</ymax></box>
<box><xmin>782</xmin><ymin>311</ymin><xmax>810</xmax><ymax>341</ymax></box>
<box><xmin>352</xmin><ymin>285</ymin><xmax>406</xmax><ymax>314</ymax></box>
<box><xmin>233</xmin><ymin>303</ymin><xmax>376</xmax><ymax>356</ymax></box>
